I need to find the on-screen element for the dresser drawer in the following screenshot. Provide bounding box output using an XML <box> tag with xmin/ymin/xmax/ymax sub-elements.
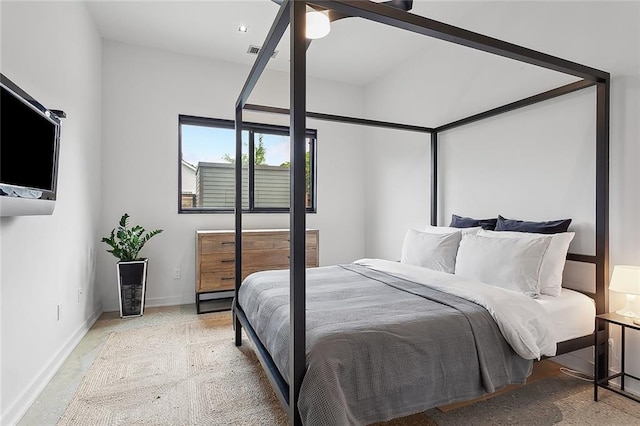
<box><xmin>269</xmin><ymin>231</ymin><xmax>318</xmax><ymax>250</ymax></box>
<box><xmin>200</xmin><ymin>249</ymin><xmax>318</xmax><ymax>273</ymax></box>
<box><xmin>245</xmin><ymin>249</ymin><xmax>289</xmax><ymax>268</ymax></box>
<box><xmin>200</xmin><ymin>235</ymin><xmax>235</xmax><ymax>254</ymax></box>
<box><xmin>199</xmin><ymin>232</ymin><xmax>304</xmax><ymax>253</ymax></box>
<box><xmin>199</xmin><ymin>271</ymin><xmax>235</xmax><ymax>292</ymax></box>
<box><xmin>200</xmin><ymin>253</ymin><xmax>235</xmax><ymax>272</ymax></box>
<box><xmin>200</xmin><ymin>250</ymin><xmax>293</xmax><ymax>272</ymax></box>
<box><xmin>243</xmin><ymin>233</ymin><xmax>279</xmax><ymax>250</ymax></box>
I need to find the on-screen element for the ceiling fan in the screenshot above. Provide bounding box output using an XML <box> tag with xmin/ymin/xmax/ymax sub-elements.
<box><xmin>270</xmin><ymin>0</ymin><xmax>414</xmax><ymax>39</ymax></box>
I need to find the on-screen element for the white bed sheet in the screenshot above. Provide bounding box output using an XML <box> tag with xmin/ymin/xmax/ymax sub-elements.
<box><xmin>535</xmin><ymin>288</ymin><xmax>595</xmax><ymax>343</ymax></box>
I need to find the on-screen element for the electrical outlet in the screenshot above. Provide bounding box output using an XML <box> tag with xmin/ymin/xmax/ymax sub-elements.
<box><xmin>173</xmin><ymin>268</ymin><xmax>181</xmax><ymax>279</ymax></box>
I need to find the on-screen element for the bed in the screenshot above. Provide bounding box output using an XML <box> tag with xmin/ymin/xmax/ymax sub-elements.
<box><xmin>237</xmin><ymin>257</ymin><xmax>596</xmax><ymax>424</ymax></box>
<box><xmin>235</xmin><ymin>227</ymin><xmax>598</xmax><ymax>424</ymax></box>
<box><xmin>232</xmin><ymin>1</ymin><xmax>610</xmax><ymax>425</ymax></box>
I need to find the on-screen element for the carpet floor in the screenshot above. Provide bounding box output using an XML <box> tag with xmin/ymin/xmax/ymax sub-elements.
<box><xmin>57</xmin><ymin>313</ymin><xmax>287</xmax><ymax>425</ymax></box>
<box><xmin>23</xmin><ymin>306</ymin><xmax>640</xmax><ymax>425</ymax></box>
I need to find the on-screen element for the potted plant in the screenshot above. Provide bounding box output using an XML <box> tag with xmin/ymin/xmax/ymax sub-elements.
<box><xmin>102</xmin><ymin>213</ymin><xmax>163</xmax><ymax>318</ymax></box>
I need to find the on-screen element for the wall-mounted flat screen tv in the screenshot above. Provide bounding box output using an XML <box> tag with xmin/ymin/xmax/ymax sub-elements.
<box><xmin>1</xmin><ymin>73</ymin><xmax>61</xmax><ymax>202</ymax></box>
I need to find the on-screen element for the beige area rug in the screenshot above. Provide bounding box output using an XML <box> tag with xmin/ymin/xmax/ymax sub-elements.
<box><xmin>59</xmin><ymin>313</ymin><xmax>640</xmax><ymax>425</ymax></box>
<box><xmin>58</xmin><ymin>313</ymin><xmax>287</xmax><ymax>425</ymax></box>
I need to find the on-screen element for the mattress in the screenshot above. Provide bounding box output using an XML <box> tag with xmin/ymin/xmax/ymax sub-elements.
<box><xmin>536</xmin><ymin>288</ymin><xmax>596</xmax><ymax>343</ymax></box>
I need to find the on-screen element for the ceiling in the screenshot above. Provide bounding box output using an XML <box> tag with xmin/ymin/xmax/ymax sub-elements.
<box><xmin>86</xmin><ymin>1</ymin><xmax>505</xmax><ymax>86</ymax></box>
<box><xmin>86</xmin><ymin>0</ymin><xmax>583</xmax><ymax>103</ymax></box>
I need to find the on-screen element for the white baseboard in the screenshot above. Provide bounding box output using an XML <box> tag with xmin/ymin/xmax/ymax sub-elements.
<box><xmin>103</xmin><ymin>295</ymin><xmax>194</xmax><ymax>313</ymax></box>
<box><xmin>146</xmin><ymin>295</ymin><xmax>191</xmax><ymax>308</ymax></box>
<box><xmin>1</xmin><ymin>304</ymin><xmax>103</xmax><ymax>426</ymax></box>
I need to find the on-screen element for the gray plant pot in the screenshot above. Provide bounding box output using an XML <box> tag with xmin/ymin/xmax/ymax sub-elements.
<box><xmin>117</xmin><ymin>259</ymin><xmax>148</xmax><ymax>318</ymax></box>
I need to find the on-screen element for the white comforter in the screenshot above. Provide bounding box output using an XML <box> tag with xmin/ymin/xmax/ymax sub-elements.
<box><xmin>354</xmin><ymin>258</ymin><xmax>557</xmax><ymax>360</ymax></box>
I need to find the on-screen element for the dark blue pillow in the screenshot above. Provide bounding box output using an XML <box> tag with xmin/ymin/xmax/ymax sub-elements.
<box><xmin>450</xmin><ymin>214</ymin><xmax>498</xmax><ymax>231</ymax></box>
<box><xmin>495</xmin><ymin>215</ymin><xmax>571</xmax><ymax>234</ymax></box>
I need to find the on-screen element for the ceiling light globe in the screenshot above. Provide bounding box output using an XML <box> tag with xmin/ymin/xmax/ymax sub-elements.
<box><xmin>306</xmin><ymin>11</ymin><xmax>330</xmax><ymax>39</ymax></box>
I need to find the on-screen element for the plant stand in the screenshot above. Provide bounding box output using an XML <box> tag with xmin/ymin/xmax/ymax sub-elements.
<box><xmin>117</xmin><ymin>259</ymin><xmax>148</xmax><ymax>318</ymax></box>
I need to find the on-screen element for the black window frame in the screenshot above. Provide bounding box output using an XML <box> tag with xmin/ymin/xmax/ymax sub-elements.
<box><xmin>178</xmin><ymin>114</ymin><xmax>317</xmax><ymax>214</ymax></box>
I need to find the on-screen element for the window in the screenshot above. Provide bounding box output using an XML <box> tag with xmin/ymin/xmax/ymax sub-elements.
<box><xmin>179</xmin><ymin>115</ymin><xmax>316</xmax><ymax>213</ymax></box>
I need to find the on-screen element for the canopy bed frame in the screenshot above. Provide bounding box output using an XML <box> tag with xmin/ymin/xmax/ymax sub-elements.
<box><xmin>232</xmin><ymin>1</ymin><xmax>610</xmax><ymax>424</ymax></box>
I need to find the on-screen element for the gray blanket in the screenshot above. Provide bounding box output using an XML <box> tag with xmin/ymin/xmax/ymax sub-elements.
<box><xmin>238</xmin><ymin>264</ymin><xmax>532</xmax><ymax>425</ymax></box>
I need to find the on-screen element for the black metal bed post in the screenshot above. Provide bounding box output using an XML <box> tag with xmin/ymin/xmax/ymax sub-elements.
<box><xmin>435</xmin><ymin>80</ymin><xmax>596</xmax><ymax>132</ymax></box>
<box><xmin>233</xmin><ymin>0</ymin><xmax>290</xmax><ymax>348</ymax></box>
<box><xmin>234</xmin><ymin>105</ymin><xmax>243</xmax><ymax>346</ymax></box>
<box><xmin>244</xmin><ymin>103</ymin><xmax>434</xmax><ymax>132</ymax></box>
<box><xmin>595</xmin><ymin>79</ymin><xmax>610</xmax><ymax>316</ymax></box>
<box><xmin>289</xmin><ymin>1</ymin><xmax>307</xmax><ymax>424</ymax></box>
<box><xmin>430</xmin><ymin>132</ymin><xmax>438</xmax><ymax>226</ymax></box>
<box><xmin>595</xmin><ymin>78</ymin><xmax>611</xmax><ymax>382</ymax></box>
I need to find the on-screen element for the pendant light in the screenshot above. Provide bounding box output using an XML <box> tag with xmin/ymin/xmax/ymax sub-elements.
<box><xmin>306</xmin><ymin>10</ymin><xmax>330</xmax><ymax>39</ymax></box>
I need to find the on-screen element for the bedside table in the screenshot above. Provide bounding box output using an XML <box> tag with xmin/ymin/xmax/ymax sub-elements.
<box><xmin>594</xmin><ymin>313</ymin><xmax>640</xmax><ymax>403</ymax></box>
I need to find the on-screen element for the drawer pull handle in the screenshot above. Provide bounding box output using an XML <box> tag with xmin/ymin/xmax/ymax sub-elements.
<box><xmin>221</xmin><ymin>242</ymin><xmax>234</xmax><ymax>246</ymax></box>
<box><xmin>221</xmin><ymin>259</ymin><xmax>234</xmax><ymax>263</ymax></box>
<box><xmin>221</xmin><ymin>277</ymin><xmax>235</xmax><ymax>280</ymax></box>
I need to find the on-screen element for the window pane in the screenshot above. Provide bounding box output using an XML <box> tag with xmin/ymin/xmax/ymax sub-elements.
<box><xmin>181</xmin><ymin>124</ymin><xmax>248</xmax><ymax>209</ymax></box>
<box><xmin>305</xmin><ymin>138</ymin><xmax>313</xmax><ymax>209</ymax></box>
<box><xmin>254</xmin><ymin>135</ymin><xmax>313</xmax><ymax>209</ymax></box>
<box><xmin>254</xmin><ymin>133</ymin><xmax>290</xmax><ymax>208</ymax></box>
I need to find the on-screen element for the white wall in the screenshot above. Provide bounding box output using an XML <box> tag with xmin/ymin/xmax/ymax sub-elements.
<box><xmin>363</xmin><ymin>1</ymin><xmax>639</xmax><ymax>378</ymax></box>
<box><xmin>0</xmin><ymin>2</ymin><xmax>103</xmax><ymax>424</ymax></box>
<box><xmin>98</xmin><ymin>41</ymin><xmax>366</xmax><ymax>311</ymax></box>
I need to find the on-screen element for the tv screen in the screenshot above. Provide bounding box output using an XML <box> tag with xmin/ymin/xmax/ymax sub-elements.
<box><xmin>0</xmin><ymin>74</ymin><xmax>60</xmax><ymax>200</ymax></box>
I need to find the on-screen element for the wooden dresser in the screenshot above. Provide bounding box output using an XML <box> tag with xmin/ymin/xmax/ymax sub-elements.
<box><xmin>195</xmin><ymin>229</ymin><xmax>319</xmax><ymax>313</ymax></box>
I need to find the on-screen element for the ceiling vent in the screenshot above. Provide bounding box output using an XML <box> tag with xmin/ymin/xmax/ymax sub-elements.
<box><xmin>247</xmin><ymin>45</ymin><xmax>278</xmax><ymax>59</ymax></box>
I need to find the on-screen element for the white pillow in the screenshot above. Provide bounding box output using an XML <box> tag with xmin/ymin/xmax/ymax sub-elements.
<box><xmin>478</xmin><ymin>230</ymin><xmax>575</xmax><ymax>297</ymax></box>
<box><xmin>454</xmin><ymin>234</ymin><xmax>552</xmax><ymax>297</ymax></box>
<box><xmin>401</xmin><ymin>229</ymin><xmax>462</xmax><ymax>273</ymax></box>
<box><xmin>424</xmin><ymin>225</ymin><xmax>482</xmax><ymax>235</ymax></box>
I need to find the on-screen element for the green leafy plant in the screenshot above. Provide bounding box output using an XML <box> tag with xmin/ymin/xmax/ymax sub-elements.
<box><xmin>101</xmin><ymin>213</ymin><xmax>163</xmax><ymax>262</ymax></box>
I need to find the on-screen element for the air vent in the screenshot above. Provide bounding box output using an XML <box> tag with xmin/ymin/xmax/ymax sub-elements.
<box><xmin>247</xmin><ymin>45</ymin><xmax>278</xmax><ymax>59</ymax></box>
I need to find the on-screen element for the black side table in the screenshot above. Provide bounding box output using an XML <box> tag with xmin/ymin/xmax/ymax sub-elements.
<box><xmin>594</xmin><ymin>313</ymin><xmax>640</xmax><ymax>403</ymax></box>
